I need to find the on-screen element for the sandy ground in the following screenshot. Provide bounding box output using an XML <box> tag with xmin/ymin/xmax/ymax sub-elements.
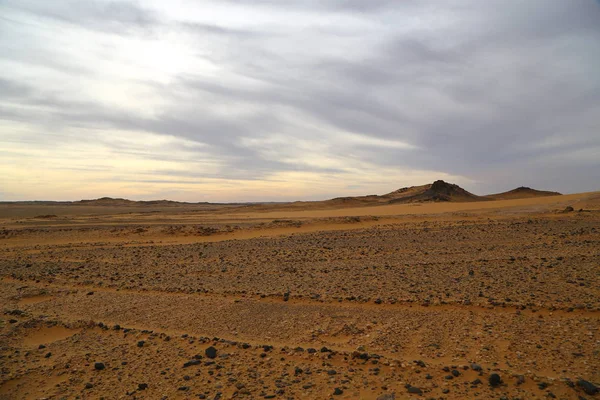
<box><xmin>1</xmin><ymin>192</ymin><xmax>599</xmax><ymax>399</ymax></box>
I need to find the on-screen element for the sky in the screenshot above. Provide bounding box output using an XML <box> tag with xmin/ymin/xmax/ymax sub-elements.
<box><xmin>0</xmin><ymin>0</ymin><xmax>599</xmax><ymax>202</ymax></box>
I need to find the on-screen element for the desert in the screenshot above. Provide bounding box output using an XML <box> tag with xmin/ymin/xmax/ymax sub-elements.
<box><xmin>2</xmin><ymin>1</ymin><xmax>600</xmax><ymax>399</ymax></box>
<box><xmin>1</xmin><ymin>181</ymin><xmax>599</xmax><ymax>399</ymax></box>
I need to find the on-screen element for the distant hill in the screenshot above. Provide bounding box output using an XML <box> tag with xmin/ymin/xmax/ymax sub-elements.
<box><xmin>0</xmin><ymin>182</ymin><xmax>562</xmax><ymax>208</ymax></box>
<box><xmin>300</xmin><ymin>180</ymin><xmax>561</xmax><ymax>208</ymax></box>
<box><xmin>386</xmin><ymin>180</ymin><xmax>483</xmax><ymax>203</ymax></box>
<box><xmin>485</xmin><ymin>187</ymin><xmax>561</xmax><ymax>200</ymax></box>
<box><xmin>76</xmin><ymin>197</ymin><xmax>195</xmax><ymax>206</ymax></box>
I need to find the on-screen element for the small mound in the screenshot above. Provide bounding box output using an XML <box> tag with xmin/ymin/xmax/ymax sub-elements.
<box><xmin>486</xmin><ymin>187</ymin><xmax>561</xmax><ymax>200</ymax></box>
<box><xmin>387</xmin><ymin>180</ymin><xmax>483</xmax><ymax>204</ymax></box>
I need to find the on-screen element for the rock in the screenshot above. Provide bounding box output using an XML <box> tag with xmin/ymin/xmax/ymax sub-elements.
<box><xmin>516</xmin><ymin>375</ymin><xmax>525</xmax><ymax>385</ymax></box>
<box><xmin>451</xmin><ymin>369</ymin><xmax>460</xmax><ymax>377</ymax></box>
<box><xmin>472</xmin><ymin>379</ymin><xmax>482</xmax><ymax>385</ymax></box>
<box><xmin>377</xmin><ymin>394</ymin><xmax>396</xmax><ymax>400</ymax></box>
<box><xmin>38</xmin><ymin>344</ymin><xmax>46</xmax><ymax>349</ymax></box>
<box><xmin>178</xmin><ymin>386</ymin><xmax>189</xmax><ymax>391</ymax></box>
<box><xmin>85</xmin><ymin>383</ymin><xmax>93</xmax><ymax>389</ymax></box>
<box><xmin>44</xmin><ymin>352</ymin><xmax>52</xmax><ymax>358</ymax></box>
<box><xmin>471</xmin><ymin>363</ymin><xmax>482</xmax><ymax>371</ymax></box>
<box><xmin>138</xmin><ymin>383</ymin><xmax>148</xmax><ymax>390</ymax></box>
<box><xmin>374</xmin><ymin>298</ymin><xmax>382</xmax><ymax>304</ymax></box>
<box><xmin>407</xmin><ymin>386</ymin><xmax>422</xmax><ymax>395</ymax></box>
<box><xmin>489</xmin><ymin>373</ymin><xmax>502</xmax><ymax>387</ymax></box>
<box><xmin>205</xmin><ymin>346</ymin><xmax>217</xmax><ymax>359</ymax></box>
<box><xmin>577</xmin><ymin>379</ymin><xmax>598</xmax><ymax>395</ymax></box>
<box><xmin>137</xmin><ymin>340</ymin><xmax>145</xmax><ymax>347</ymax></box>
<box><xmin>352</xmin><ymin>351</ymin><xmax>369</xmax><ymax>360</ymax></box>
<box><xmin>183</xmin><ymin>360</ymin><xmax>201</xmax><ymax>368</ymax></box>
<box><xmin>327</xmin><ymin>369</ymin><xmax>337</xmax><ymax>375</ymax></box>
<box><xmin>333</xmin><ymin>388</ymin><xmax>343</xmax><ymax>395</ymax></box>
<box><xmin>306</xmin><ymin>348</ymin><xmax>317</xmax><ymax>354</ymax></box>
<box><xmin>94</xmin><ymin>362</ymin><xmax>105</xmax><ymax>371</ymax></box>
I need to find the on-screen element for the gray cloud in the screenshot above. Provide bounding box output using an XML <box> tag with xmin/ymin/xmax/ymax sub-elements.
<box><xmin>1</xmin><ymin>0</ymin><xmax>599</xmax><ymax>200</ymax></box>
<box><xmin>1</xmin><ymin>0</ymin><xmax>159</xmax><ymax>34</ymax></box>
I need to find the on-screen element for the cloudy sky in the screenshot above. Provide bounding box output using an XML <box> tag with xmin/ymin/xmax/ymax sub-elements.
<box><xmin>1</xmin><ymin>0</ymin><xmax>599</xmax><ymax>202</ymax></box>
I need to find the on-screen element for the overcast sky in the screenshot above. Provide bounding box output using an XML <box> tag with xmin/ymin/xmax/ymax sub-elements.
<box><xmin>1</xmin><ymin>0</ymin><xmax>599</xmax><ymax>201</ymax></box>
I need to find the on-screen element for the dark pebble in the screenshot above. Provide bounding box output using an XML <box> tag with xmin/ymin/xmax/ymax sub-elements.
<box><xmin>407</xmin><ymin>386</ymin><xmax>422</xmax><ymax>394</ymax></box>
<box><xmin>205</xmin><ymin>346</ymin><xmax>217</xmax><ymax>359</ymax></box>
<box><xmin>577</xmin><ymin>379</ymin><xmax>598</xmax><ymax>395</ymax></box>
<box><xmin>489</xmin><ymin>373</ymin><xmax>502</xmax><ymax>387</ymax></box>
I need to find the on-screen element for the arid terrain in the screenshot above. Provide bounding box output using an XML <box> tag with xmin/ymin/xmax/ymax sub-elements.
<box><xmin>1</xmin><ymin>182</ymin><xmax>599</xmax><ymax>399</ymax></box>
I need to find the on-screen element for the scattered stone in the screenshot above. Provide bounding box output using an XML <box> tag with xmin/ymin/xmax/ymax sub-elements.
<box><xmin>183</xmin><ymin>360</ymin><xmax>201</xmax><ymax>368</ymax></box>
<box><xmin>138</xmin><ymin>383</ymin><xmax>148</xmax><ymax>390</ymax></box>
<box><xmin>489</xmin><ymin>373</ymin><xmax>502</xmax><ymax>387</ymax></box>
<box><xmin>333</xmin><ymin>388</ymin><xmax>343</xmax><ymax>396</ymax></box>
<box><xmin>577</xmin><ymin>379</ymin><xmax>598</xmax><ymax>395</ymax></box>
<box><xmin>94</xmin><ymin>362</ymin><xmax>105</xmax><ymax>371</ymax></box>
<box><xmin>85</xmin><ymin>383</ymin><xmax>93</xmax><ymax>389</ymax></box>
<box><xmin>471</xmin><ymin>363</ymin><xmax>482</xmax><ymax>371</ymax></box>
<box><xmin>407</xmin><ymin>386</ymin><xmax>422</xmax><ymax>395</ymax></box>
<box><xmin>205</xmin><ymin>346</ymin><xmax>217</xmax><ymax>359</ymax></box>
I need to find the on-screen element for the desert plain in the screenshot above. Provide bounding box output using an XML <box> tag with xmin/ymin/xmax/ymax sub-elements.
<box><xmin>1</xmin><ymin>182</ymin><xmax>599</xmax><ymax>400</ymax></box>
